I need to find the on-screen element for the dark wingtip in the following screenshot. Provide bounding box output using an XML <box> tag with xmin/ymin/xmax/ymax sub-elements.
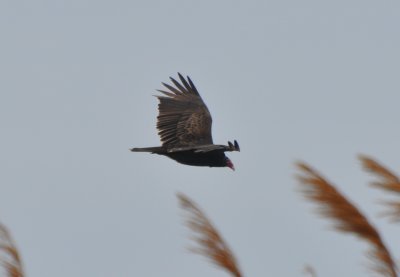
<box><xmin>178</xmin><ymin>72</ymin><xmax>189</xmax><ymax>86</ymax></box>
<box><xmin>227</xmin><ymin>140</ymin><xmax>240</xmax><ymax>152</ymax></box>
<box><xmin>234</xmin><ymin>140</ymin><xmax>240</xmax><ymax>152</ymax></box>
<box><xmin>169</xmin><ymin>74</ymin><xmax>188</xmax><ymax>94</ymax></box>
<box><xmin>167</xmin><ymin>73</ymin><xmax>199</xmax><ymax>96</ymax></box>
<box><xmin>174</xmin><ymin>72</ymin><xmax>185</xmax><ymax>84</ymax></box>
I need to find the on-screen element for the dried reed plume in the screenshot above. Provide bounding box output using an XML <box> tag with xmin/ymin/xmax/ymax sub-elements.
<box><xmin>295</xmin><ymin>162</ymin><xmax>398</xmax><ymax>277</ymax></box>
<box><xmin>359</xmin><ymin>155</ymin><xmax>400</xmax><ymax>222</ymax></box>
<box><xmin>177</xmin><ymin>193</ymin><xmax>243</xmax><ymax>277</ymax></box>
<box><xmin>0</xmin><ymin>223</ymin><xmax>24</xmax><ymax>277</ymax></box>
<box><xmin>303</xmin><ymin>265</ymin><xmax>317</xmax><ymax>277</ymax></box>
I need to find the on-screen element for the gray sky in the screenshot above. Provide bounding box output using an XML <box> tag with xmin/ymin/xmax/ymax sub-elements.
<box><xmin>1</xmin><ymin>1</ymin><xmax>400</xmax><ymax>276</ymax></box>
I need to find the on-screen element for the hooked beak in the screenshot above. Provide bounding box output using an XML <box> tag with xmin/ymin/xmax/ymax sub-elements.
<box><xmin>226</xmin><ymin>158</ymin><xmax>235</xmax><ymax>171</ymax></box>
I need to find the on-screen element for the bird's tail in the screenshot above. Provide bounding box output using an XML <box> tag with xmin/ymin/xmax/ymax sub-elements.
<box><xmin>130</xmin><ymin>146</ymin><xmax>165</xmax><ymax>154</ymax></box>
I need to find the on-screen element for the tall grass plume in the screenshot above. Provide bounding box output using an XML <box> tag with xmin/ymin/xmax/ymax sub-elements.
<box><xmin>359</xmin><ymin>155</ymin><xmax>400</xmax><ymax>222</ymax></box>
<box><xmin>303</xmin><ymin>265</ymin><xmax>317</xmax><ymax>277</ymax></box>
<box><xmin>295</xmin><ymin>162</ymin><xmax>397</xmax><ymax>277</ymax></box>
<box><xmin>0</xmin><ymin>223</ymin><xmax>24</xmax><ymax>277</ymax></box>
<box><xmin>177</xmin><ymin>193</ymin><xmax>243</xmax><ymax>277</ymax></box>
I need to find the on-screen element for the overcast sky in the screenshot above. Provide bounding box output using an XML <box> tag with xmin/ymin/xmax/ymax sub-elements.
<box><xmin>1</xmin><ymin>1</ymin><xmax>400</xmax><ymax>277</ymax></box>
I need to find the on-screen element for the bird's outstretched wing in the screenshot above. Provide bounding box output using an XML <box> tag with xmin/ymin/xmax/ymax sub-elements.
<box><xmin>168</xmin><ymin>140</ymin><xmax>240</xmax><ymax>153</ymax></box>
<box><xmin>156</xmin><ymin>73</ymin><xmax>213</xmax><ymax>148</ymax></box>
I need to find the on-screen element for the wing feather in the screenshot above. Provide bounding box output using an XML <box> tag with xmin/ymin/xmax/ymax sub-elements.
<box><xmin>178</xmin><ymin>73</ymin><xmax>194</xmax><ymax>93</ymax></box>
<box><xmin>187</xmin><ymin>76</ymin><xmax>200</xmax><ymax>96</ymax></box>
<box><xmin>156</xmin><ymin>73</ymin><xmax>213</xmax><ymax>147</ymax></box>
<box><xmin>170</xmin><ymin>76</ymin><xmax>189</xmax><ymax>94</ymax></box>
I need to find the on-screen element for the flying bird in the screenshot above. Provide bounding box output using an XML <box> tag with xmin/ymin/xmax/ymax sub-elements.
<box><xmin>131</xmin><ymin>73</ymin><xmax>240</xmax><ymax>170</ymax></box>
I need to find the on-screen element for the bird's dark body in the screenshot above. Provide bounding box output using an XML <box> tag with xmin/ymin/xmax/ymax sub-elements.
<box><xmin>131</xmin><ymin>73</ymin><xmax>239</xmax><ymax>170</ymax></box>
<box><xmin>156</xmin><ymin>149</ymin><xmax>228</xmax><ymax>167</ymax></box>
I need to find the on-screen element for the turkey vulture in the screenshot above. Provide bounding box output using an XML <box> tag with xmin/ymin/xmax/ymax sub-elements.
<box><xmin>131</xmin><ymin>73</ymin><xmax>240</xmax><ymax>170</ymax></box>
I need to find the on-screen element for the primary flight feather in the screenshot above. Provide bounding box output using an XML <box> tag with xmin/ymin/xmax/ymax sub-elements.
<box><xmin>131</xmin><ymin>73</ymin><xmax>239</xmax><ymax>170</ymax></box>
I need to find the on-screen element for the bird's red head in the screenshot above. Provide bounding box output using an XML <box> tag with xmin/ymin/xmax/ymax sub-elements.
<box><xmin>225</xmin><ymin>157</ymin><xmax>235</xmax><ymax>171</ymax></box>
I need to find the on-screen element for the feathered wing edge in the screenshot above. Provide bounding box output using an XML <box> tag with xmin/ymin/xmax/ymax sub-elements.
<box><xmin>167</xmin><ymin>140</ymin><xmax>240</xmax><ymax>153</ymax></box>
<box><xmin>295</xmin><ymin>162</ymin><xmax>398</xmax><ymax>277</ymax></box>
<box><xmin>130</xmin><ymin>146</ymin><xmax>164</xmax><ymax>153</ymax></box>
<box><xmin>177</xmin><ymin>193</ymin><xmax>243</xmax><ymax>277</ymax></box>
<box><xmin>0</xmin><ymin>223</ymin><xmax>24</xmax><ymax>277</ymax></box>
<box><xmin>157</xmin><ymin>73</ymin><xmax>200</xmax><ymax>98</ymax></box>
<box><xmin>359</xmin><ymin>155</ymin><xmax>400</xmax><ymax>222</ymax></box>
<box><xmin>155</xmin><ymin>73</ymin><xmax>213</xmax><ymax>147</ymax></box>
